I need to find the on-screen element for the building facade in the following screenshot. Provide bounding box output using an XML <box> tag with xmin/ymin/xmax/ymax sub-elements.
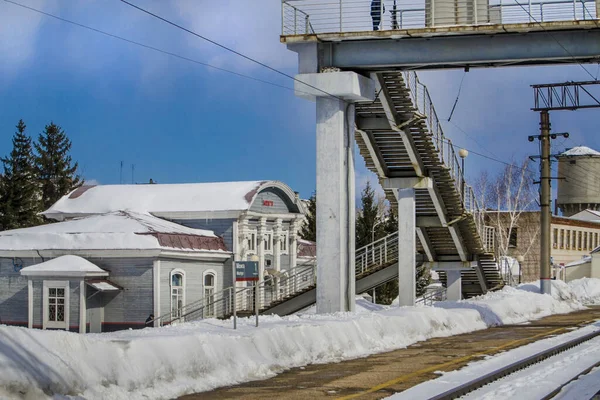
<box><xmin>0</xmin><ymin>181</ymin><xmax>310</xmax><ymax>332</ymax></box>
<box><xmin>486</xmin><ymin>211</ymin><xmax>600</xmax><ymax>282</ymax></box>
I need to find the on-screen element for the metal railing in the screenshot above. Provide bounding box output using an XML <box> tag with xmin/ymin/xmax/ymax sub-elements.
<box><xmin>153</xmin><ymin>232</ymin><xmax>403</xmax><ymax>325</ymax></box>
<box><xmin>355</xmin><ymin>231</ymin><xmax>399</xmax><ymax>276</ymax></box>
<box><xmin>416</xmin><ymin>286</ymin><xmax>447</xmax><ymax>305</ymax></box>
<box><xmin>153</xmin><ymin>261</ymin><xmax>318</xmax><ymax>326</ymax></box>
<box><xmin>401</xmin><ymin>70</ymin><xmax>496</xmax><ymax>251</ymax></box>
<box><xmin>281</xmin><ymin>0</ymin><xmax>597</xmax><ymax>35</ymax></box>
<box><xmin>499</xmin><ymin>257</ymin><xmax>520</xmax><ymax>286</ymax></box>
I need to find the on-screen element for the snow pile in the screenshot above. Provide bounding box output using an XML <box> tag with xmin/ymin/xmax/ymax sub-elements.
<box><xmin>561</xmin><ymin>146</ymin><xmax>600</xmax><ymax>157</ymax></box>
<box><xmin>0</xmin><ymin>281</ymin><xmax>590</xmax><ymax>400</ymax></box>
<box><xmin>568</xmin><ymin>277</ymin><xmax>600</xmax><ymax>304</ymax></box>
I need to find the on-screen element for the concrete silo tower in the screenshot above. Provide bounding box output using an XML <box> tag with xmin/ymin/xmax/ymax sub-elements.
<box><xmin>557</xmin><ymin>146</ymin><xmax>600</xmax><ymax>217</ymax></box>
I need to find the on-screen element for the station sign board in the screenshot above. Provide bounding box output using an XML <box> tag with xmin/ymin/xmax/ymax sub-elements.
<box><xmin>235</xmin><ymin>261</ymin><xmax>259</xmax><ymax>282</ymax></box>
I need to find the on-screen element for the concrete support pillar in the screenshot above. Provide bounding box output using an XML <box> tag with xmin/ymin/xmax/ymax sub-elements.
<box><xmin>446</xmin><ymin>270</ymin><xmax>463</xmax><ymax>301</ymax></box>
<box><xmin>294</xmin><ymin>71</ymin><xmax>375</xmax><ymax>314</ymax></box>
<box><xmin>315</xmin><ymin>96</ymin><xmax>356</xmax><ymax>314</ymax></box>
<box><xmin>397</xmin><ymin>188</ymin><xmax>416</xmax><ymax>307</ymax></box>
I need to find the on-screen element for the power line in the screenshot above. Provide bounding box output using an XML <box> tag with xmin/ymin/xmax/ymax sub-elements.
<box><xmin>118</xmin><ymin>0</ymin><xmax>345</xmax><ymax>102</ymax></box>
<box><xmin>447</xmin><ymin>70</ymin><xmax>466</xmax><ymax>122</ymax></box>
<box><xmin>1</xmin><ymin>0</ymin><xmax>318</xmax><ymax>97</ymax></box>
<box><xmin>512</xmin><ymin>0</ymin><xmax>598</xmax><ymax>80</ymax></box>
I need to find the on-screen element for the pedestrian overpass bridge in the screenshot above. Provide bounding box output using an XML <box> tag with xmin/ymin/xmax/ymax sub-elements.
<box><xmin>152</xmin><ymin>68</ymin><xmax>508</xmax><ymax>326</ymax></box>
<box><xmin>152</xmin><ymin>0</ymin><xmax>599</xmax><ymax>323</ymax></box>
<box><xmin>281</xmin><ymin>0</ymin><xmax>600</xmax><ymax>70</ymax></box>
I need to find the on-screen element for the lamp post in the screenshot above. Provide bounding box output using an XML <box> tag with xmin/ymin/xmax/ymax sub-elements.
<box><xmin>459</xmin><ymin>149</ymin><xmax>469</xmax><ymax>205</ymax></box>
<box><xmin>517</xmin><ymin>255</ymin><xmax>524</xmax><ymax>284</ymax></box>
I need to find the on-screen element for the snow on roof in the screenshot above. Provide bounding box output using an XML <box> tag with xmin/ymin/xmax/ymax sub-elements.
<box><xmin>20</xmin><ymin>255</ymin><xmax>108</xmax><ymax>277</ymax></box>
<box><xmin>42</xmin><ymin>181</ymin><xmax>268</xmax><ymax>218</ymax></box>
<box><xmin>560</xmin><ymin>146</ymin><xmax>600</xmax><ymax>157</ymax></box>
<box><xmin>0</xmin><ymin>211</ymin><xmax>227</xmax><ymax>253</ymax></box>
<box><xmin>86</xmin><ymin>280</ymin><xmax>122</xmax><ymax>291</ymax></box>
<box><xmin>565</xmin><ymin>256</ymin><xmax>592</xmax><ymax>268</ymax></box>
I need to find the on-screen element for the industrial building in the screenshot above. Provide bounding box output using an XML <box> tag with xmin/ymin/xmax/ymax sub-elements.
<box><xmin>557</xmin><ymin>146</ymin><xmax>600</xmax><ymax>217</ymax></box>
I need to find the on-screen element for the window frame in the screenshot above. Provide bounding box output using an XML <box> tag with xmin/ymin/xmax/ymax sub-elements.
<box><xmin>264</xmin><ymin>231</ymin><xmax>273</xmax><ymax>254</ymax></box>
<box><xmin>559</xmin><ymin>229</ymin><xmax>564</xmax><ymax>249</ymax></box>
<box><xmin>202</xmin><ymin>270</ymin><xmax>217</xmax><ymax>317</ymax></box>
<box><xmin>43</xmin><ymin>280</ymin><xmax>70</xmax><ymax>330</ymax></box>
<box><xmin>566</xmin><ymin>230</ymin><xmax>571</xmax><ymax>250</ymax></box>
<box><xmin>170</xmin><ymin>269</ymin><xmax>186</xmax><ymax>320</ymax></box>
<box><xmin>280</xmin><ymin>231</ymin><xmax>289</xmax><ymax>254</ymax></box>
<box><xmin>245</xmin><ymin>230</ymin><xmax>258</xmax><ymax>255</ymax></box>
<box><xmin>553</xmin><ymin>228</ymin><xmax>558</xmax><ymax>249</ymax></box>
<box><xmin>508</xmin><ymin>227</ymin><xmax>518</xmax><ymax>248</ymax></box>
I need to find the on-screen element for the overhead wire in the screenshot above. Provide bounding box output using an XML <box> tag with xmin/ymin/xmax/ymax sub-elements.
<box><xmin>118</xmin><ymin>0</ymin><xmax>347</xmax><ymax>102</ymax></box>
<box><xmin>511</xmin><ymin>0</ymin><xmax>598</xmax><ymax>80</ymax></box>
<box><xmin>1</xmin><ymin>0</ymin><xmax>319</xmax><ymax>98</ymax></box>
<box><xmin>447</xmin><ymin>70</ymin><xmax>466</xmax><ymax>122</ymax></box>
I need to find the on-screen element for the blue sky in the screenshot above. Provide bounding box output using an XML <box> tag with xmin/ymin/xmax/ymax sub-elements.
<box><xmin>0</xmin><ymin>0</ymin><xmax>598</xmax><ymax>200</ymax></box>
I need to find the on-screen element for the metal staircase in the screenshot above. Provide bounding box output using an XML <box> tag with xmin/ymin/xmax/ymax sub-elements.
<box><xmin>151</xmin><ymin>70</ymin><xmax>506</xmax><ymax>327</ymax></box>
<box><xmin>354</xmin><ymin>70</ymin><xmax>504</xmax><ymax>298</ymax></box>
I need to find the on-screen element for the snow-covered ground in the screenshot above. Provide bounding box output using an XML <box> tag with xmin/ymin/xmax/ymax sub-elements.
<box><xmin>1</xmin><ymin>279</ymin><xmax>599</xmax><ymax>400</ymax></box>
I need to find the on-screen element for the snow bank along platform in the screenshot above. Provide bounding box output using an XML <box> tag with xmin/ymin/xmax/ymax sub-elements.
<box><xmin>185</xmin><ymin>307</ymin><xmax>600</xmax><ymax>400</ymax></box>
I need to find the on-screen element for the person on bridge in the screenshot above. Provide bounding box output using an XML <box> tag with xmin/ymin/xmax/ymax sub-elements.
<box><xmin>371</xmin><ymin>0</ymin><xmax>385</xmax><ymax>31</ymax></box>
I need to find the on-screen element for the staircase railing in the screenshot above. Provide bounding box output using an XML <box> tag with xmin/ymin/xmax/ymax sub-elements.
<box><xmin>355</xmin><ymin>231</ymin><xmax>399</xmax><ymax>277</ymax></box>
<box><xmin>402</xmin><ymin>70</ymin><xmax>499</xmax><ymax>253</ymax></box>
<box><xmin>416</xmin><ymin>286</ymin><xmax>447</xmax><ymax>306</ymax></box>
<box><xmin>499</xmin><ymin>257</ymin><xmax>520</xmax><ymax>287</ymax></box>
<box><xmin>153</xmin><ymin>260</ymin><xmax>318</xmax><ymax>325</ymax></box>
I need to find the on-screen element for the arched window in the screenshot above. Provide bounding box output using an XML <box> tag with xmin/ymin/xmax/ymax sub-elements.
<box><xmin>203</xmin><ymin>271</ymin><xmax>217</xmax><ymax>317</ymax></box>
<box><xmin>170</xmin><ymin>270</ymin><xmax>186</xmax><ymax>320</ymax></box>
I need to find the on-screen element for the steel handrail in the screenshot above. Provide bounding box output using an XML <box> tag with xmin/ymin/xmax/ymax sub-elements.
<box><xmin>281</xmin><ymin>0</ymin><xmax>596</xmax><ymax>34</ymax></box>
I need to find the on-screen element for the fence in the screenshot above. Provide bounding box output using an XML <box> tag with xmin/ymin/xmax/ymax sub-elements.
<box><xmin>282</xmin><ymin>0</ymin><xmax>597</xmax><ymax>35</ymax></box>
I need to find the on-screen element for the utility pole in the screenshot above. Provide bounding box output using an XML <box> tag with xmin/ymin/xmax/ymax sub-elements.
<box><xmin>539</xmin><ymin>111</ymin><xmax>551</xmax><ymax>295</ymax></box>
<box><xmin>530</xmin><ymin>79</ymin><xmax>600</xmax><ymax>295</ymax></box>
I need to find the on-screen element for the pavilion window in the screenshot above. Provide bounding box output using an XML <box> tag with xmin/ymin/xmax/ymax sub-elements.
<box><xmin>48</xmin><ymin>288</ymin><xmax>65</xmax><ymax>323</ymax></box>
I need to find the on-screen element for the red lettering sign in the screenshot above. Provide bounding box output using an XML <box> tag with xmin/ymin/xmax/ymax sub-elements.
<box><xmin>263</xmin><ymin>200</ymin><xmax>274</xmax><ymax>207</ymax></box>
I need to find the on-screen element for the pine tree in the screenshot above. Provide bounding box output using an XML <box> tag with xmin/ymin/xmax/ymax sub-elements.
<box><xmin>0</xmin><ymin>120</ymin><xmax>40</xmax><ymax>230</ymax></box>
<box><xmin>300</xmin><ymin>192</ymin><xmax>316</xmax><ymax>242</ymax></box>
<box><xmin>356</xmin><ymin>181</ymin><xmax>385</xmax><ymax>248</ymax></box>
<box><xmin>34</xmin><ymin>122</ymin><xmax>82</xmax><ymax>211</ymax></box>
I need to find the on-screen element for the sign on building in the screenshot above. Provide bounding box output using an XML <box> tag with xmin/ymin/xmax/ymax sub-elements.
<box><xmin>235</xmin><ymin>261</ymin><xmax>259</xmax><ymax>282</ymax></box>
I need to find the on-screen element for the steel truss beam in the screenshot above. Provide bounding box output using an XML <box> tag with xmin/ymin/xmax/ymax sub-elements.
<box><xmin>532</xmin><ymin>80</ymin><xmax>600</xmax><ymax>111</ymax></box>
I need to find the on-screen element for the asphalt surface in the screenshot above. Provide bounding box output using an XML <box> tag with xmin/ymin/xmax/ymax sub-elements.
<box><xmin>180</xmin><ymin>307</ymin><xmax>600</xmax><ymax>400</ymax></box>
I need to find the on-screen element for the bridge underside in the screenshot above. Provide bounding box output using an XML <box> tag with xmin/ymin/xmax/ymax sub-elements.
<box><xmin>286</xmin><ymin>22</ymin><xmax>600</xmax><ymax>71</ymax></box>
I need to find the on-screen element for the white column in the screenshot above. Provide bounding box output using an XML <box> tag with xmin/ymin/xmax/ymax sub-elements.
<box><xmin>294</xmin><ymin>72</ymin><xmax>375</xmax><ymax>314</ymax></box>
<box><xmin>27</xmin><ymin>279</ymin><xmax>33</xmax><ymax>329</ymax></box>
<box><xmin>79</xmin><ymin>280</ymin><xmax>86</xmax><ymax>333</ymax></box>
<box><xmin>316</xmin><ymin>96</ymin><xmax>356</xmax><ymax>314</ymax></box>
<box><xmin>447</xmin><ymin>270</ymin><xmax>462</xmax><ymax>301</ymax></box>
<box><xmin>153</xmin><ymin>260</ymin><xmax>161</xmax><ymax>327</ymax></box>
<box><xmin>273</xmin><ymin>218</ymin><xmax>282</xmax><ymax>301</ymax></box>
<box><xmin>397</xmin><ymin>188</ymin><xmax>416</xmax><ymax>307</ymax></box>
<box><xmin>289</xmin><ymin>229</ymin><xmax>298</xmax><ymax>295</ymax></box>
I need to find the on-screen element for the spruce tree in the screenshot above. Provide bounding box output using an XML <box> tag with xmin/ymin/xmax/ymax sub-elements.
<box><xmin>356</xmin><ymin>181</ymin><xmax>385</xmax><ymax>248</ymax></box>
<box><xmin>34</xmin><ymin>122</ymin><xmax>82</xmax><ymax>210</ymax></box>
<box><xmin>300</xmin><ymin>192</ymin><xmax>316</xmax><ymax>242</ymax></box>
<box><xmin>0</xmin><ymin>120</ymin><xmax>40</xmax><ymax>230</ymax></box>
